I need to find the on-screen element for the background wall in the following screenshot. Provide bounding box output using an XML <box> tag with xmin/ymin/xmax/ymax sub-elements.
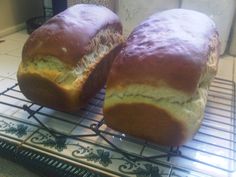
<box><xmin>181</xmin><ymin>0</ymin><xmax>235</xmax><ymax>55</ymax></box>
<box><xmin>229</xmin><ymin>3</ymin><xmax>236</xmax><ymax>56</ymax></box>
<box><xmin>0</xmin><ymin>0</ymin><xmax>43</xmax><ymax>37</ymax></box>
<box><xmin>67</xmin><ymin>0</ymin><xmax>115</xmax><ymax>11</ymax></box>
<box><xmin>116</xmin><ymin>0</ymin><xmax>180</xmax><ymax>37</ymax></box>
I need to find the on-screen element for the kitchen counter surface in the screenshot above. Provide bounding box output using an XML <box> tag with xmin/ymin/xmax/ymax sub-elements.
<box><xmin>0</xmin><ymin>30</ymin><xmax>42</xmax><ymax>177</ymax></box>
<box><xmin>0</xmin><ymin>30</ymin><xmax>236</xmax><ymax>177</ymax></box>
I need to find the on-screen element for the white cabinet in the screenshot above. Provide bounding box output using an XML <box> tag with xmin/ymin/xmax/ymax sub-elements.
<box><xmin>229</xmin><ymin>3</ymin><xmax>236</xmax><ymax>56</ymax></box>
<box><xmin>116</xmin><ymin>0</ymin><xmax>180</xmax><ymax>37</ymax></box>
<box><xmin>181</xmin><ymin>0</ymin><xmax>235</xmax><ymax>55</ymax></box>
<box><xmin>67</xmin><ymin>0</ymin><xmax>116</xmax><ymax>11</ymax></box>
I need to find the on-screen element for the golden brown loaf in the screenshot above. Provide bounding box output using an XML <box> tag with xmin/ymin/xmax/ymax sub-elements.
<box><xmin>17</xmin><ymin>4</ymin><xmax>123</xmax><ymax>112</ymax></box>
<box><xmin>103</xmin><ymin>9</ymin><xmax>220</xmax><ymax>146</ymax></box>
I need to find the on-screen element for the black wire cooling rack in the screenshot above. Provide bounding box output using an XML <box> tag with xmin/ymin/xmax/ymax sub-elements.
<box><xmin>0</xmin><ymin>77</ymin><xmax>235</xmax><ymax>177</ymax></box>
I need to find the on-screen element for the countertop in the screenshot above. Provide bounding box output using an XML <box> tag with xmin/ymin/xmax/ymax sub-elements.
<box><xmin>0</xmin><ymin>30</ymin><xmax>41</xmax><ymax>177</ymax></box>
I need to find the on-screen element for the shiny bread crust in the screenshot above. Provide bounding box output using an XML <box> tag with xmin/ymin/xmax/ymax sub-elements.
<box><xmin>107</xmin><ymin>9</ymin><xmax>220</xmax><ymax>95</ymax></box>
<box><xmin>18</xmin><ymin>46</ymin><xmax>121</xmax><ymax>112</ymax></box>
<box><xmin>105</xmin><ymin>103</ymin><xmax>188</xmax><ymax>146</ymax></box>
<box><xmin>22</xmin><ymin>4</ymin><xmax>122</xmax><ymax>66</ymax></box>
<box><xmin>104</xmin><ymin>9</ymin><xmax>220</xmax><ymax>146</ymax></box>
<box><xmin>17</xmin><ymin>4</ymin><xmax>123</xmax><ymax>112</ymax></box>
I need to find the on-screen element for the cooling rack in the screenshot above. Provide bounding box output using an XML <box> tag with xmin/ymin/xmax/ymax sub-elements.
<box><xmin>0</xmin><ymin>77</ymin><xmax>235</xmax><ymax>177</ymax></box>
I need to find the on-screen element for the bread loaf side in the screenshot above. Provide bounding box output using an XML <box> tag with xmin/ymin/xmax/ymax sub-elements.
<box><xmin>17</xmin><ymin>4</ymin><xmax>123</xmax><ymax>112</ymax></box>
<box><xmin>104</xmin><ymin>9</ymin><xmax>220</xmax><ymax>146</ymax></box>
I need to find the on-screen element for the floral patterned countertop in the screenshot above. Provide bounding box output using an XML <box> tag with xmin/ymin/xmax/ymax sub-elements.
<box><xmin>0</xmin><ymin>77</ymin><xmax>235</xmax><ymax>177</ymax></box>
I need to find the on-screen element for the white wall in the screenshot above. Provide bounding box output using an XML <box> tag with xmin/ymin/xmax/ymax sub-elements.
<box><xmin>181</xmin><ymin>0</ymin><xmax>235</xmax><ymax>55</ymax></box>
<box><xmin>0</xmin><ymin>0</ymin><xmax>43</xmax><ymax>37</ymax></box>
<box><xmin>229</xmin><ymin>4</ymin><xmax>236</xmax><ymax>56</ymax></box>
<box><xmin>116</xmin><ymin>0</ymin><xmax>180</xmax><ymax>37</ymax></box>
<box><xmin>67</xmin><ymin>0</ymin><xmax>116</xmax><ymax>10</ymax></box>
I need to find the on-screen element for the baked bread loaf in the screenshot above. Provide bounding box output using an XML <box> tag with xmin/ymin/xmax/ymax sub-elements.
<box><xmin>17</xmin><ymin>4</ymin><xmax>123</xmax><ymax>112</ymax></box>
<box><xmin>103</xmin><ymin>9</ymin><xmax>220</xmax><ymax>146</ymax></box>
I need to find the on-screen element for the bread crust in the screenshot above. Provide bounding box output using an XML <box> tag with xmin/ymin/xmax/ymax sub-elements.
<box><xmin>107</xmin><ymin>9</ymin><xmax>219</xmax><ymax>95</ymax></box>
<box><xmin>104</xmin><ymin>9</ymin><xmax>220</xmax><ymax>146</ymax></box>
<box><xmin>17</xmin><ymin>4</ymin><xmax>123</xmax><ymax>112</ymax></box>
<box><xmin>22</xmin><ymin>4</ymin><xmax>122</xmax><ymax>66</ymax></box>
<box><xmin>105</xmin><ymin>103</ymin><xmax>188</xmax><ymax>146</ymax></box>
<box><xmin>18</xmin><ymin>45</ymin><xmax>122</xmax><ymax>112</ymax></box>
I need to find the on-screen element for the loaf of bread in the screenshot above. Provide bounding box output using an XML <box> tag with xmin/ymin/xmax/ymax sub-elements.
<box><xmin>103</xmin><ymin>9</ymin><xmax>220</xmax><ymax>146</ymax></box>
<box><xmin>17</xmin><ymin>4</ymin><xmax>123</xmax><ymax>112</ymax></box>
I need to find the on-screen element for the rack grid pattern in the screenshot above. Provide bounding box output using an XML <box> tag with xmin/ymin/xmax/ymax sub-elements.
<box><xmin>0</xmin><ymin>77</ymin><xmax>235</xmax><ymax>177</ymax></box>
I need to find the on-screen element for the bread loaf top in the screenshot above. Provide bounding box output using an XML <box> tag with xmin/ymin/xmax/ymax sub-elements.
<box><xmin>107</xmin><ymin>9</ymin><xmax>220</xmax><ymax>95</ymax></box>
<box><xmin>22</xmin><ymin>4</ymin><xmax>122</xmax><ymax>66</ymax></box>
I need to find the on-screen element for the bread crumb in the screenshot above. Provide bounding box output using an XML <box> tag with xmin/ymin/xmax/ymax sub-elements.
<box><xmin>62</xmin><ymin>47</ymin><xmax>67</xmax><ymax>53</ymax></box>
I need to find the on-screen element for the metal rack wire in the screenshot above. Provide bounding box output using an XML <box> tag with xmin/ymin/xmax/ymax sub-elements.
<box><xmin>0</xmin><ymin>77</ymin><xmax>235</xmax><ymax>177</ymax></box>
